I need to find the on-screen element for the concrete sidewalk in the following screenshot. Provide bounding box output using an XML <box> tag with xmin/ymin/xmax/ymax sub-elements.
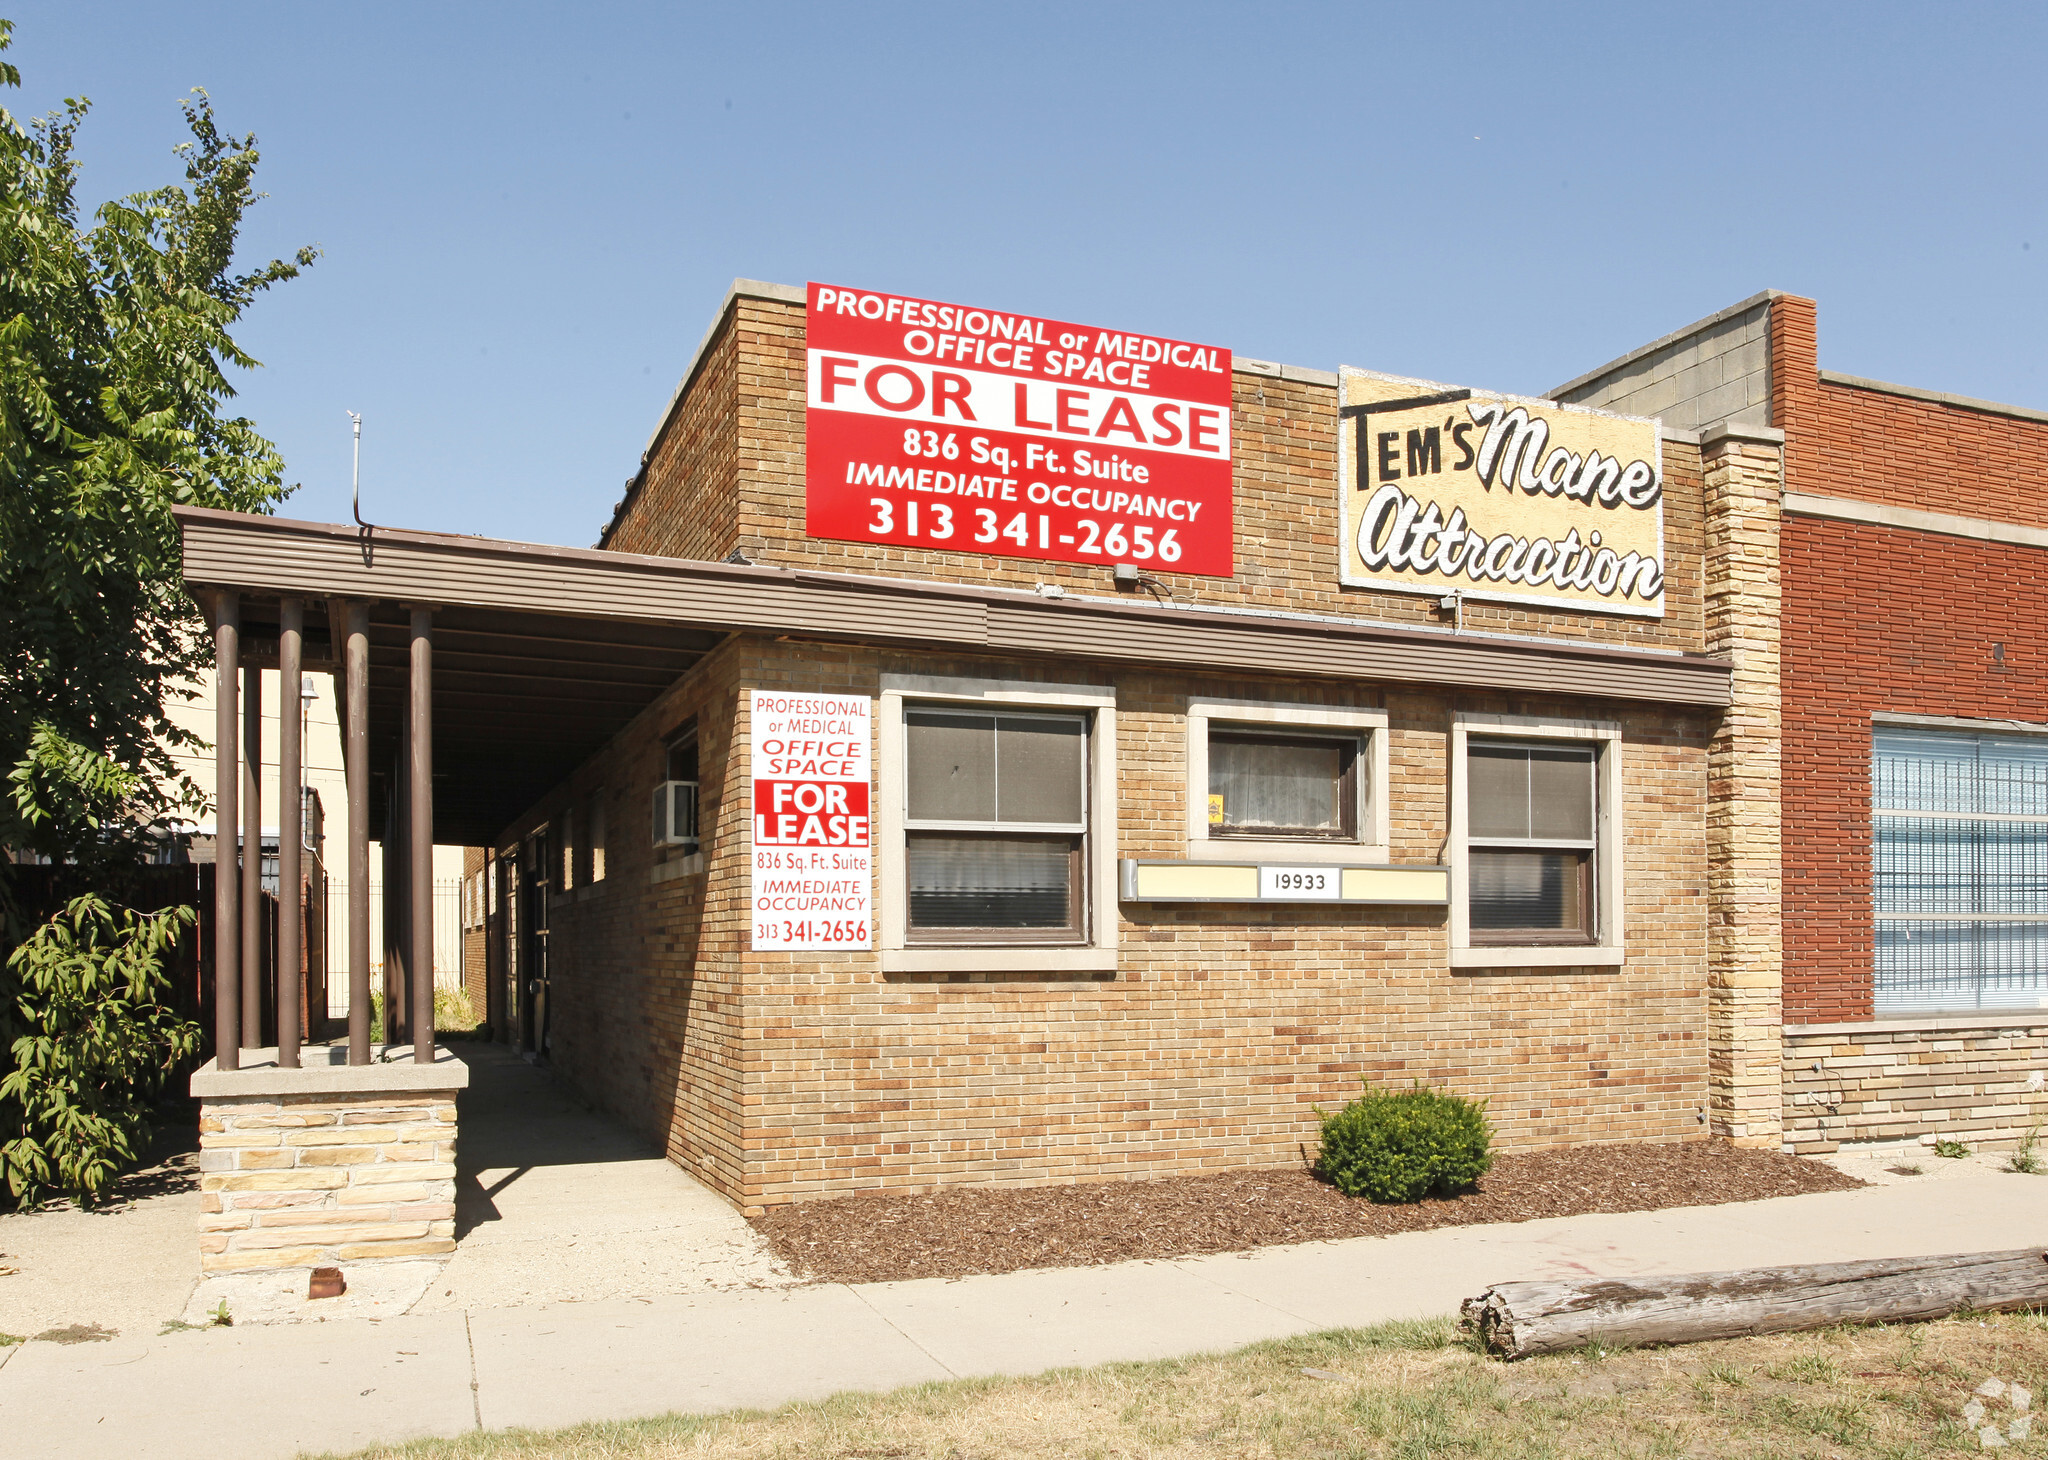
<box><xmin>2</xmin><ymin>1172</ymin><xmax>2041</xmax><ymax>1459</ymax></box>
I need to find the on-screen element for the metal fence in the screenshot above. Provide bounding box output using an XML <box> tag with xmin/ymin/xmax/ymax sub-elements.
<box><xmin>322</xmin><ymin>877</ymin><xmax>466</xmax><ymax>1015</ymax></box>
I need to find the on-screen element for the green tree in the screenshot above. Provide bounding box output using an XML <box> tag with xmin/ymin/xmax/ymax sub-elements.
<box><xmin>0</xmin><ymin>21</ymin><xmax>313</xmax><ymax>1205</ymax></box>
<box><xmin>0</xmin><ymin>18</ymin><xmax>315</xmax><ymax>872</ymax></box>
<box><xmin>1</xmin><ymin>894</ymin><xmax>203</xmax><ymax>1203</ymax></box>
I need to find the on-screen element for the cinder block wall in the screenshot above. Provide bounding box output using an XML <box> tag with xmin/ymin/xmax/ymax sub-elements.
<box><xmin>1783</xmin><ymin>1019</ymin><xmax>2048</xmax><ymax>1153</ymax></box>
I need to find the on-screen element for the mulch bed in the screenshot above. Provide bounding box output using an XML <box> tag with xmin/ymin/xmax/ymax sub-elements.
<box><xmin>752</xmin><ymin>1140</ymin><xmax>1864</xmax><ymax>1285</ymax></box>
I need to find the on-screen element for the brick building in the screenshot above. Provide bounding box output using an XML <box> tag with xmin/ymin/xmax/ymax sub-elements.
<box><xmin>186</xmin><ymin>274</ymin><xmax>2047</xmax><ymax>1230</ymax></box>
<box><xmin>386</xmin><ymin>279</ymin><xmax>1778</xmax><ymax>1215</ymax></box>
<box><xmin>1558</xmin><ymin>291</ymin><xmax>2048</xmax><ymax>1156</ymax></box>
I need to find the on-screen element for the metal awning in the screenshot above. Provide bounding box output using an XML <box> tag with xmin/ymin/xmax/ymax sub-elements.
<box><xmin>178</xmin><ymin>504</ymin><xmax>1735</xmax><ymax>848</ymax></box>
<box><xmin>223</xmin><ymin>597</ymin><xmax>719</xmax><ymax>847</ymax></box>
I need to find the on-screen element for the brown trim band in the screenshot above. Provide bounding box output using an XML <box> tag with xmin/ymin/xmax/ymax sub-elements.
<box><xmin>176</xmin><ymin>507</ymin><xmax>1734</xmax><ymax>707</ymax></box>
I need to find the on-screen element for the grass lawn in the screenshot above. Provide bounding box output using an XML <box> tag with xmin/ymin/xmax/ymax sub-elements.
<box><xmin>328</xmin><ymin>1310</ymin><xmax>2048</xmax><ymax>1459</ymax></box>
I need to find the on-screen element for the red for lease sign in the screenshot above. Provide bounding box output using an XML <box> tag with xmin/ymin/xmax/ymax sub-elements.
<box><xmin>805</xmin><ymin>283</ymin><xmax>1234</xmax><ymax>576</ymax></box>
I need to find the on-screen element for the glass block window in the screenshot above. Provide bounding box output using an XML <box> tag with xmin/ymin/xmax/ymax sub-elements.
<box><xmin>1873</xmin><ymin>725</ymin><xmax>2048</xmax><ymax>1013</ymax></box>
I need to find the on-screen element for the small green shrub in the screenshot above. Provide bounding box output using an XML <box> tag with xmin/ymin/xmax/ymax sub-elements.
<box><xmin>2007</xmin><ymin>1120</ymin><xmax>2043</xmax><ymax>1175</ymax></box>
<box><xmin>364</xmin><ymin>984</ymin><xmax>479</xmax><ymax>1038</ymax></box>
<box><xmin>1931</xmin><ymin>1138</ymin><xmax>1970</xmax><ymax>1159</ymax></box>
<box><xmin>1313</xmin><ymin>1081</ymin><xmax>1493</xmax><ymax>1203</ymax></box>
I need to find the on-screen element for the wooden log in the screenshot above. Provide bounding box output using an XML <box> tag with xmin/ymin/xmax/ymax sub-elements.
<box><xmin>1462</xmin><ymin>1248</ymin><xmax>2048</xmax><ymax>1360</ymax></box>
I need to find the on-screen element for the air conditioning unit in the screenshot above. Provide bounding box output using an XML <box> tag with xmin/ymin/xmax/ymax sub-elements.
<box><xmin>652</xmin><ymin>779</ymin><xmax>699</xmax><ymax>849</ymax></box>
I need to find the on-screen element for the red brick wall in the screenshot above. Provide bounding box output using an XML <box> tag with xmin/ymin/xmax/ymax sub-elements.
<box><xmin>1773</xmin><ymin>293</ymin><xmax>2048</xmax><ymax>526</ymax></box>
<box><xmin>1774</xmin><ymin>295</ymin><xmax>2048</xmax><ymax>1022</ymax></box>
<box><xmin>1783</xmin><ymin>517</ymin><xmax>2048</xmax><ymax>1021</ymax></box>
<box><xmin>461</xmin><ymin>846</ymin><xmax>488</xmax><ymax>1024</ymax></box>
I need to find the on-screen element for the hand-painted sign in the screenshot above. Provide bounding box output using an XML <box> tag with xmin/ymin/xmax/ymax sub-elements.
<box><xmin>1338</xmin><ymin>368</ymin><xmax>1666</xmax><ymax>618</ymax></box>
<box><xmin>805</xmin><ymin>283</ymin><xmax>1234</xmax><ymax>575</ymax></box>
<box><xmin>750</xmin><ymin>691</ymin><xmax>871</xmax><ymax>951</ymax></box>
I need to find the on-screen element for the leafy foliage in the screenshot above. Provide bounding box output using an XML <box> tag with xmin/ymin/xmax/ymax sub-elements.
<box><xmin>0</xmin><ymin>24</ymin><xmax>309</xmax><ymax>1206</ymax></box>
<box><xmin>1313</xmin><ymin>1081</ymin><xmax>1494</xmax><ymax>1203</ymax></box>
<box><xmin>1</xmin><ymin>893</ymin><xmax>201</xmax><ymax>1204</ymax></box>
<box><xmin>0</xmin><ymin>18</ymin><xmax>315</xmax><ymax>874</ymax></box>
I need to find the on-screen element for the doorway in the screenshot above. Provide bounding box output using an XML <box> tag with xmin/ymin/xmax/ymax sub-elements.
<box><xmin>517</xmin><ymin>825</ymin><xmax>551</xmax><ymax>1057</ymax></box>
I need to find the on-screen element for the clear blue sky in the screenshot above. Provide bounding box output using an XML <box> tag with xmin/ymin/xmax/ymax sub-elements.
<box><xmin>14</xmin><ymin>3</ymin><xmax>2047</xmax><ymax>548</ymax></box>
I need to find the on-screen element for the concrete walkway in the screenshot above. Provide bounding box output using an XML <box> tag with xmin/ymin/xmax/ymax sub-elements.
<box><xmin>0</xmin><ymin>1043</ymin><xmax>794</xmax><ymax>1337</ymax></box>
<box><xmin>2</xmin><ymin>1169</ymin><xmax>2041</xmax><ymax>1458</ymax></box>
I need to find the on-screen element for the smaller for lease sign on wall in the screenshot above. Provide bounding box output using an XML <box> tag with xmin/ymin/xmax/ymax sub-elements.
<box><xmin>805</xmin><ymin>283</ymin><xmax>1234</xmax><ymax>576</ymax></box>
<box><xmin>749</xmin><ymin>691</ymin><xmax>871</xmax><ymax>951</ymax></box>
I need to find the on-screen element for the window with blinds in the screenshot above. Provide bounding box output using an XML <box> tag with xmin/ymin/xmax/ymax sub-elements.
<box><xmin>1466</xmin><ymin>739</ymin><xmax>1597</xmax><ymax>944</ymax></box>
<box><xmin>1873</xmin><ymin>724</ymin><xmax>2048</xmax><ymax>1014</ymax></box>
<box><xmin>903</xmin><ymin>708</ymin><xmax>1088</xmax><ymax>943</ymax></box>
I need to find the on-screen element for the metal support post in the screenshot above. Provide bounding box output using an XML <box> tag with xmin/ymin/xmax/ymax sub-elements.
<box><xmin>211</xmin><ymin>593</ymin><xmax>241</xmax><ymax>1071</ymax></box>
<box><xmin>240</xmin><ymin>658</ymin><xmax>263</xmax><ymax>1049</ymax></box>
<box><xmin>342</xmin><ymin>601</ymin><xmax>373</xmax><ymax>1064</ymax></box>
<box><xmin>409</xmin><ymin>608</ymin><xmax>435</xmax><ymax>1065</ymax></box>
<box><xmin>276</xmin><ymin>599</ymin><xmax>303</xmax><ymax>1068</ymax></box>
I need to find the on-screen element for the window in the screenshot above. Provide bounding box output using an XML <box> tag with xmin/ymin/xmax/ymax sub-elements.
<box><xmin>588</xmin><ymin>794</ymin><xmax>607</xmax><ymax>883</ymax></box>
<box><xmin>877</xmin><ymin>675</ymin><xmax>1119</xmax><ymax>974</ymax></box>
<box><xmin>1874</xmin><ymin>722</ymin><xmax>2048</xmax><ymax>1014</ymax></box>
<box><xmin>1450</xmin><ymin>712</ymin><xmax>1622</xmax><ymax>968</ymax></box>
<box><xmin>1209</xmin><ymin>731</ymin><xmax>1359</xmax><ymax>840</ymax></box>
<box><xmin>904</xmin><ymin>708</ymin><xmax>1087</xmax><ymax>943</ymax></box>
<box><xmin>560</xmin><ymin>806</ymin><xmax>576</xmax><ymax>891</ymax></box>
<box><xmin>1184</xmin><ymin>699</ymin><xmax>1387</xmax><ymax>862</ymax></box>
<box><xmin>1465</xmin><ymin>741</ymin><xmax>1595</xmax><ymax>943</ymax></box>
<box><xmin>653</xmin><ymin>724</ymin><xmax>702</xmax><ymax>854</ymax></box>
<box><xmin>665</xmin><ymin>726</ymin><xmax>698</xmax><ymax>784</ymax></box>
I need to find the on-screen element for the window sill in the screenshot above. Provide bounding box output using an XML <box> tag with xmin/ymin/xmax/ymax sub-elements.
<box><xmin>881</xmin><ymin>946</ymin><xmax>1117</xmax><ymax>975</ymax></box>
<box><xmin>649</xmin><ymin>853</ymin><xmax>705</xmax><ymax>885</ymax></box>
<box><xmin>1450</xmin><ymin>945</ymin><xmax>1624</xmax><ymax>969</ymax></box>
<box><xmin>1186</xmin><ymin>839</ymin><xmax>1388</xmax><ymax>866</ymax></box>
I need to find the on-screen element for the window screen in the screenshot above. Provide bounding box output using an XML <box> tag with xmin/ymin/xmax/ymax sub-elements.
<box><xmin>904</xmin><ymin>708</ymin><xmax>1088</xmax><ymax>941</ymax></box>
<box><xmin>1208</xmin><ymin>731</ymin><xmax>1357</xmax><ymax>839</ymax></box>
<box><xmin>1466</xmin><ymin>740</ymin><xmax>1595</xmax><ymax>942</ymax></box>
<box><xmin>1874</xmin><ymin>725</ymin><xmax>2048</xmax><ymax>1013</ymax></box>
<box><xmin>906</xmin><ymin>711</ymin><xmax>1085</xmax><ymax>827</ymax></box>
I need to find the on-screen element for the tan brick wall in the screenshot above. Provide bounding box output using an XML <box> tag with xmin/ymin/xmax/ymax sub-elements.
<box><xmin>511</xmin><ymin>633</ymin><xmax>1714</xmax><ymax>1214</ymax></box>
<box><xmin>1782</xmin><ymin>1020</ymin><xmax>2048</xmax><ymax>1154</ymax></box>
<box><xmin>197</xmin><ymin>1092</ymin><xmax>457</xmax><ymax>1271</ymax></box>
<box><xmin>605</xmin><ymin>310</ymin><xmax>741</xmax><ymax>563</ymax></box>
<box><xmin>492</xmin><ymin>640</ymin><xmax>753</xmax><ymax>1194</ymax></box>
<box><xmin>611</xmin><ymin>296</ymin><xmax>1712</xmax><ymax>658</ymax></box>
<box><xmin>507</xmin><ymin>288</ymin><xmax>1758</xmax><ymax>1214</ymax></box>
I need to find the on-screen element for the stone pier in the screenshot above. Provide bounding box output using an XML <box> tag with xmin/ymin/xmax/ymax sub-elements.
<box><xmin>187</xmin><ymin>1045</ymin><xmax>468</xmax><ymax>1324</ymax></box>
